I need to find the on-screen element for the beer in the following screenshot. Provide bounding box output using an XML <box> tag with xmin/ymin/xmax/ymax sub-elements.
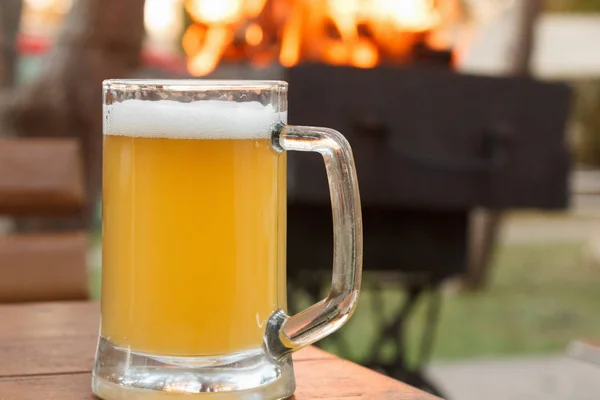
<box><xmin>101</xmin><ymin>100</ymin><xmax>286</xmax><ymax>356</ymax></box>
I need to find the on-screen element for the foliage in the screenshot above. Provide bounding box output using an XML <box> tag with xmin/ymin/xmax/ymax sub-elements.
<box><xmin>547</xmin><ymin>0</ymin><xmax>600</xmax><ymax>12</ymax></box>
<box><xmin>572</xmin><ymin>80</ymin><xmax>600</xmax><ymax>166</ymax></box>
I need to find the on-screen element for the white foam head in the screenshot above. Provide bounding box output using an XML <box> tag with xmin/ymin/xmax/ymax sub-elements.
<box><xmin>104</xmin><ymin>99</ymin><xmax>286</xmax><ymax>139</ymax></box>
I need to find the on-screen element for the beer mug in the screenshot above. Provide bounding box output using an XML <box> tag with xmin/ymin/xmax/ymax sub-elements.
<box><xmin>93</xmin><ymin>80</ymin><xmax>363</xmax><ymax>399</ymax></box>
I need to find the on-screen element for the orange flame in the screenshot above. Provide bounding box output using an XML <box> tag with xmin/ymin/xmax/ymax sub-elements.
<box><xmin>279</xmin><ymin>1</ymin><xmax>302</xmax><ymax>67</ymax></box>
<box><xmin>184</xmin><ymin>0</ymin><xmax>443</xmax><ymax>76</ymax></box>
<box><xmin>187</xmin><ymin>26</ymin><xmax>233</xmax><ymax>77</ymax></box>
<box><xmin>185</xmin><ymin>0</ymin><xmax>244</xmax><ymax>24</ymax></box>
<box><xmin>245</xmin><ymin>23</ymin><xmax>263</xmax><ymax>46</ymax></box>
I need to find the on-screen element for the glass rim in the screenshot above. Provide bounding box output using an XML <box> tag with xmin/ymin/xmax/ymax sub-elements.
<box><xmin>103</xmin><ymin>79</ymin><xmax>288</xmax><ymax>91</ymax></box>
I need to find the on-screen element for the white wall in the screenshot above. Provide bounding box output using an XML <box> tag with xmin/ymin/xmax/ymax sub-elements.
<box><xmin>459</xmin><ymin>13</ymin><xmax>600</xmax><ymax>79</ymax></box>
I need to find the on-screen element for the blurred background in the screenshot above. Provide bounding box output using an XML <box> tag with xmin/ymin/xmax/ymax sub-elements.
<box><xmin>1</xmin><ymin>0</ymin><xmax>600</xmax><ymax>399</ymax></box>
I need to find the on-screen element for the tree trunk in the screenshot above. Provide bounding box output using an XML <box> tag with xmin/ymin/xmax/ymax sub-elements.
<box><xmin>463</xmin><ymin>0</ymin><xmax>542</xmax><ymax>291</ymax></box>
<box><xmin>0</xmin><ymin>0</ymin><xmax>146</xmax><ymax>231</ymax></box>
<box><xmin>510</xmin><ymin>0</ymin><xmax>543</xmax><ymax>76</ymax></box>
<box><xmin>0</xmin><ymin>0</ymin><xmax>24</xmax><ymax>235</ymax></box>
<box><xmin>0</xmin><ymin>0</ymin><xmax>23</xmax><ymax>89</ymax></box>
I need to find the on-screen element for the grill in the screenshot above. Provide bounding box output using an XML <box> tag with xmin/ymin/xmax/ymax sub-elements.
<box><xmin>287</xmin><ymin>64</ymin><xmax>571</xmax><ymax>283</ymax></box>
<box><xmin>283</xmin><ymin>64</ymin><xmax>571</xmax><ymax>396</ymax></box>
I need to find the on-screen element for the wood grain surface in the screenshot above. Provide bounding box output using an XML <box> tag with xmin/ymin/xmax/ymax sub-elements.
<box><xmin>0</xmin><ymin>302</ymin><xmax>440</xmax><ymax>399</ymax></box>
<box><xmin>0</xmin><ymin>139</ymin><xmax>85</xmax><ymax>215</ymax></box>
<box><xmin>0</xmin><ymin>234</ymin><xmax>89</xmax><ymax>303</ymax></box>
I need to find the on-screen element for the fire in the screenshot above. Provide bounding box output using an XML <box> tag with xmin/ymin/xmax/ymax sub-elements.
<box><xmin>369</xmin><ymin>0</ymin><xmax>440</xmax><ymax>31</ymax></box>
<box><xmin>185</xmin><ymin>0</ymin><xmax>244</xmax><ymax>24</ymax></box>
<box><xmin>183</xmin><ymin>0</ymin><xmax>444</xmax><ymax>76</ymax></box>
<box><xmin>245</xmin><ymin>23</ymin><xmax>264</xmax><ymax>46</ymax></box>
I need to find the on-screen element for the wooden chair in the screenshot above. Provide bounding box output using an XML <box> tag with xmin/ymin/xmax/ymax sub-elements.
<box><xmin>0</xmin><ymin>138</ymin><xmax>89</xmax><ymax>302</ymax></box>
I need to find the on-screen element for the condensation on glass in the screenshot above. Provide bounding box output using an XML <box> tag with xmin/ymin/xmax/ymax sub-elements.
<box><xmin>93</xmin><ymin>80</ymin><xmax>363</xmax><ymax>399</ymax></box>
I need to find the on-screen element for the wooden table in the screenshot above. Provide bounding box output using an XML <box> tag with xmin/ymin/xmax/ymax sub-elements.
<box><xmin>0</xmin><ymin>302</ymin><xmax>440</xmax><ymax>399</ymax></box>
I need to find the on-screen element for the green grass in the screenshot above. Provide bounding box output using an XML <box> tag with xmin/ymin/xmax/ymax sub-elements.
<box><xmin>88</xmin><ymin>241</ymin><xmax>600</xmax><ymax>361</ymax></box>
<box><xmin>322</xmin><ymin>241</ymin><xmax>600</xmax><ymax>362</ymax></box>
<box><xmin>434</xmin><ymin>241</ymin><xmax>600</xmax><ymax>359</ymax></box>
<box><xmin>89</xmin><ymin>266</ymin><xmax>102</xmax><ymax>300</ymax></box>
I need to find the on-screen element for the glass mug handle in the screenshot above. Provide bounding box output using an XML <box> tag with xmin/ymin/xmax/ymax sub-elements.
<box><xmin>266</xmin><ymin>124</ymin><xmax>363</xmax><ymax>360</ymax></box>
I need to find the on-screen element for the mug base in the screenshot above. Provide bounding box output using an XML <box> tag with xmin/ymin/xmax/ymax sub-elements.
<box><xmin>92</xmin><ymin>337</ymin><xmax>295</xmax><ymax>399</ymax></box>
